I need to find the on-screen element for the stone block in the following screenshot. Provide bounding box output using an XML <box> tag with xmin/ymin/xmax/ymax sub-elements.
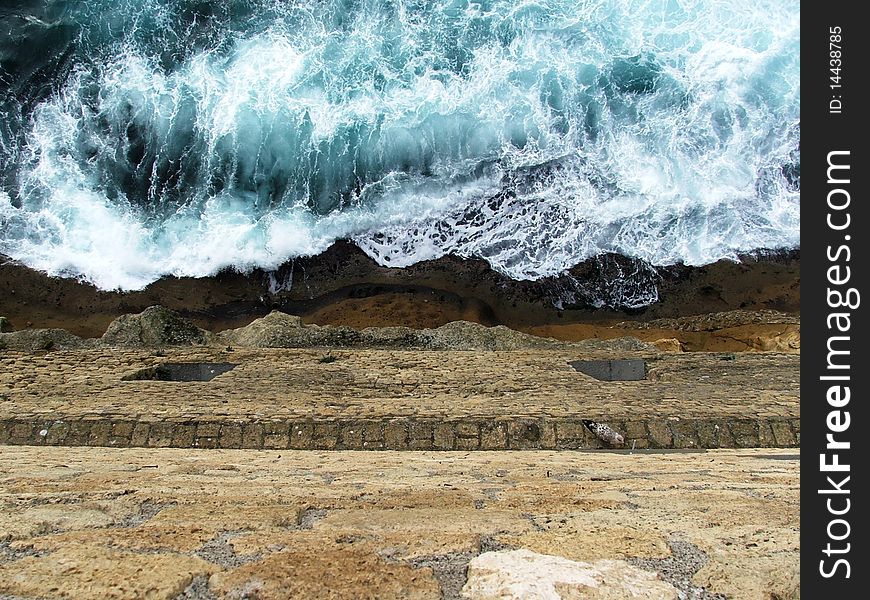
<box><xmin>219</xmin><ymin>424</ymin><xmax>243</xmax><ymax>449</ymax></box>
<box><xmin>290</xmin><ymin>422</ymin><xmax>314</xmax><ymax>449</ymax></box>
<box><xmin>341</xmin><ymin>424</ymin><xmax>364</xmax><ymax>449</ymax></box>
<box><xmin>45</xmin><ymin>421</ymin><xmax>70</xmax><ymax>445</ymax></box>
<box><xmin>623</xmin><ymin>421</ymin><xmax>648</xmax><ymax>441</ymax></box>
<box><xmin>314</xmin><ymin>422</ymin><xmax>339</xmax><ymax>437</ymax></box>
<box><xmin>480</xmin><ymin>423</ymin><xmax>507</xmax><ymax>450</ymax></box>
<box><xmin>771</xmin><ymin>421</ymin><xmax>796</xmax><ymax>447</ymax></box>
<box><xmin>714</xmin><ymin>421</ymin><xmax>735</xmax><ymax>448</ymax></box>
<box><xmin>111</xmin><ymin>421</ymin><xmax>135</xmax><ymax>439</ymax></box>
<box><xmin>242</xmin><ymin>423</ymin><xmax>264</xmax><ymax>449</ymax></box>
<box><xmin>314</xmin><ymin>422</ymin><xmax>339</xmax><ymax>449</ymax></box>
<box><xmin>409</xmin><ymin>438</ymin><xmax>434</xmax><ymax>450</ymax></box>
<box><xmin>409</xmin><ymin>422</ymin><xmax>433</xmax><ymax>441</ymax></box>
<box><xmin>646</xmin><ymin>421</ymin><xmax>673</xmax><ymax>449</ymax></box>
<box><xmin>130</xmin><ymin>423</ymin><xmax>150</xmax><ymax>447</ymax></box>
<box><xmin>196</xmin><ymin>422</ymin><xmax>221</xmax><ymax>438</ymax></box>
<box><xmin>66</xmin><ymin>421</ymin><xmax>91</xmax><ymax>446</ymax></box>
<box><xmin>696</xmin><ymin>421</ymin><xmax>718</xmax><ymax>448</ymax></box>
<box><xmin>671</xmin><ymin>420</ymin><xmax>699</xmax><ymax>449</ymax></box>
<box><xmin>539</xmin><ymin>421</ymin><xmax>557</xmax><ymax>450</ymax></box>
<box><xmin>757</xmin><ymin>421</ymin><xmax>776</xmax><ymax>448</ymax></box>
<box><xmin>147</xmin><ymin>423</ymin><xmax>175</xmax><ymax>448</ymax></box>
<box><xmin>6</xmin><ymin>420</ymin><xmax>30</xmax><ymax>445</ymax></box>
<box><xmin>456</xmin><ymin>436</ymin><xmax>480</xmax><ymax>451</ymax></box>
<box><xmin>384</xmin><ymin>421</ymin><xmax>409</xmax><ymax>450</ymax></box>
<box><xmin>88</xmin><ymin>421</ymin><xmax>112</xmax><ymax>446</ymax></box>
<box><xmin>508</xmin><ymin>421</ymin><xmax>542</xmax><ymax>450</ymax></box>
<box><xmin>362</xmin><ymin>421</ymin><xmax>384</xmax><ymax>442</ymax></box>
<box><xmin>729</xmin><ymin>419</ymin><xmax>759</xmax><ymax>448</ymax></box>
<box><xmin>555</xmin><ymin>421</ymin><xmax>590</xmax><ymax>449</ymax></box>
<box><xmin>433</xmin><ymin>424</ymin><xmax>455</xmax><ymax>450</ymax></box>
<box><xmin>456</xmin><ymin>422</ymin><xmax>479</xmax><ymax>438</ymax></box>
<box><xmin>172</xmin><ymin>424</ymin><xmax>196</xmax><ymax>447</ymax></box>
<box><xmin>263</xmin><ymin>429</ymin><xmax>289</xmax><ymax>449</ymax></box>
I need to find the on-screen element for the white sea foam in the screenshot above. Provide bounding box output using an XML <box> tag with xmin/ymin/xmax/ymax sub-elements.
<box><xmin>0</xmin><ymin>0</ymin><xmax>800</xmax><ymax>302</ymax></box>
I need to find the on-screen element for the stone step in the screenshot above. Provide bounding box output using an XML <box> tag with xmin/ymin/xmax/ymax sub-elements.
<box><xmin>0</xmin><ymin>347</ymin><xmax>799</xmax><ymax>450</ymax></box>
<box><xmin>1</xmin><ymin>415</ymin><xmax>799</xmax><ymax>450</ymax></box>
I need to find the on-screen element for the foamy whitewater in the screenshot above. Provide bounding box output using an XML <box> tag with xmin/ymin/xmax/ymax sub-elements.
<box><xmin>0</xmin><ymin>0</ymin><xmax>799</xmax><ymax>304</ymax></box>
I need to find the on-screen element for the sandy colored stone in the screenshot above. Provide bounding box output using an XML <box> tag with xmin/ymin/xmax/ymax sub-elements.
<box><xmin>0</xmin><ymin>447</ymin><xmax>799</xmax><ymax>599</ymax></box>
<box><xmin>229</xmin><ymin>529</ymin><xmax>479</xmax><ymax>561</ymax></box>
<box><xmin>490</xmin><ymin>483</ymin><xmax>625</xmax><ymax>512</ymax></box>
<box><xmin>0</xmin><ymin>348</ymin><xmax>798</xmax><ymax>424</ymax></box>
<box><xmin>318</xmin><ymin>508</ymin><xmax>530</xmax><ymax>536</ymax></box>
<box><xmin>694</xmin><ymin>554</ymin><xmax>800</xmax><ymax>600</ymax></box>
<box><xmin>209</xmin><ymin>546</ymin><xmax>440</xmax><ymax>599</ymax></box>
<box><xmin>499</xmin><ymin>526</ymin><xmax>670</xmax><ymax>563</ymax></box>
<box><xmin>651</xmin><ymin>338</ymin><xmax>682</xmax><ymax>352</ymax></box>
<box><xmin>0</xmin><ymin>544</ymin><xmax>216</xmax><ymax>600</ymax></box>
<box><xmin>0</xmin><ymin>506</ymin><xmax>114</xmax><ymax>541</ymax></box>
<box><xmin>148</xmin><ymin>502</ymin><xmax>306</xmax><ymax>531</ymax></box>
<box><xmin>13</xmin><ymin>525</ymin><xmax>217</xmax><ymax>554</ymax></box>
<box><xmin>462</xmin><ymin>550</ymin><xmax>677</xmax><ymax>599</ymax></box>
<box><xmin>335</xmin><ymin>487</ymin><xmax>477</xmax><ymax>510</ymax></box>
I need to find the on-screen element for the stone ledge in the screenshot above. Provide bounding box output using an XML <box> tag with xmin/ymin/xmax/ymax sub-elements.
<box><xmin>0</xmin><ymin>416</ymin><xmax>800</xmax><ymax>450</ymax></box>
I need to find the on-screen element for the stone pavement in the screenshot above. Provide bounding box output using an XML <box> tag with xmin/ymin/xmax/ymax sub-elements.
<box><xmin>0</xmin><ymin>349</ymin><xmax>799</xmax><ymax>450</ymax></box>
<box><xmin>0</xmin><ymin>447</ymin><xmax>799</xmax><ymax>600</ymax></box>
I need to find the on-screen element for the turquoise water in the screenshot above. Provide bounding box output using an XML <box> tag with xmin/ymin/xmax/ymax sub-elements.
<box><xmin>0</xmin><ymin>0</ymin><xmax>799</xmax><ymax>301</ymax></box>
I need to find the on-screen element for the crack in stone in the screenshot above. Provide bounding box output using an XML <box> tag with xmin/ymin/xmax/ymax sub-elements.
<box><xmin>173</xmin><ymin>575</ymin><xmax>218</xmax><ymax>600</ymax></box>
<box><xmin>628</xmin><ymin>538</ymin><xmax>727</xmax><ymax>600</ymax></box>
<box><xmin>296</xmin><ymin>507</ymin><xmax>327</xmax><ymax>530</ymax></box>
<box><xmin>521</xmin><ymin>513</ymin><xmax>547</xmax><ymax>532</ymax></box>
<box><xmin>194</xmin><ymin>531</ymin><xmax>261</xmax><ymax>569</ymax></box>
<box><xmin>410</xmin><ymin>551</ymin><xmax>476</xmax><ymax>600</ymax></box>
<box><xmin>403</xmin><ymin>535</ymin><xmax>513</xmax><ymax>600</ymax></box>
<box><xmin>0</xmin><ymin>540</ymin><xmax>48</xmax><ymax>565</ymax></box>
<box><xmin>118</xmin><ymin>500</ymin><xmax>176</xmax><ymax>528</ymax></box>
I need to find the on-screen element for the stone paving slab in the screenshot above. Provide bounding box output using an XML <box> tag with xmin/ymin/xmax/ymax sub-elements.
<box><xmin>0</xmin><ymin>349</ymin><xmax>799</xmax><ymax>449</ymax></box>
<box><xmin>0</xmin><ymin>447</ymin><xmax>800</xmax><ymax>600</ymax></box>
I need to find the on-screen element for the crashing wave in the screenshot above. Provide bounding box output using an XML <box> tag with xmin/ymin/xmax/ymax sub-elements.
<box><xmin>0</xmin><ymin>0</ymin><xmax>799</xmax><ymax>305</ymax></box>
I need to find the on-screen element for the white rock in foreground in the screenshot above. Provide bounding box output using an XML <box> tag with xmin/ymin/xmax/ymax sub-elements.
<box><xmin>462</xmin><ymin>549</ymin><xmax>677</xmax><ymax>599</ymax></box>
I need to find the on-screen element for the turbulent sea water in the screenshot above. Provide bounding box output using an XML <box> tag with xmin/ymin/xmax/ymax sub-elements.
<box><xmin>0</xmin><ymin>0</ymin><xmax>799</xmax><ymax>304</ymax></box>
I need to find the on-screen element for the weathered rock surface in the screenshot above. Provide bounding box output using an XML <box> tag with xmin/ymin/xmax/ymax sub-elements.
<box><xmin>419</xmin><ymin>321</ymin><xmax>563</xmax><ymax>351</ymax></box>
<box><xmin>0</xmin><ymin>544</ymin><xmax>216</xmax><ymax>600</ymax></box>
<box><xmin>218</xmin><ymin>311</ymin><xmax>571</xmax><ymax>351</ymax></box>
<box><xmin>102</xmin><ymin>306</ymin><xmax>212</xmax><ymax>346</ymax></box>
<box><xmin>462</xmin><ymin>550</ymin><xmax>678</xmax><ymax>599</ymax></box>
<box><xmin>620</xmin><ymin>310</ymin><xmax>799</xmax><ymax>332</ymax></box>
<box><xmin>745</xmin><ymin>326</ymin><xmax>800</xmax><ymax>352</ymax></box>
<box><xmin>0</xmin><ymin>447</ymin><xmax>799</xmax><ymax>600</ymax></box>
<box><xmin>0</xmin><ymin>348</ymin><xmax>799</xmax><ymax>443</ymax></box>
<box><xmin>2</xmin><ymin>306</ymin><xmax>799</xmax><ymax>354</ymax></box>
<box><xmin>218</xmin><ymin>310</ymin><xmax>319</xmax><ymax>347</ymax></box>
<box><xmin>209</xmin><ymin>546</ymin><xmax>441</xmax><ymax>599</ymax></box>
<box><xmin>0</xmin><ymin>327</ymin><xmax>92</xmax><ymax>351</ymax></box>
<box><xmin>571</xmin><ymin>336</ymin><xmax>656</xmax><ymax>353</ymax></box>
<box><xmin>651</xmin><ymin>338</ymin><xmax>682</xmax><ymax>353</ymax></box>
